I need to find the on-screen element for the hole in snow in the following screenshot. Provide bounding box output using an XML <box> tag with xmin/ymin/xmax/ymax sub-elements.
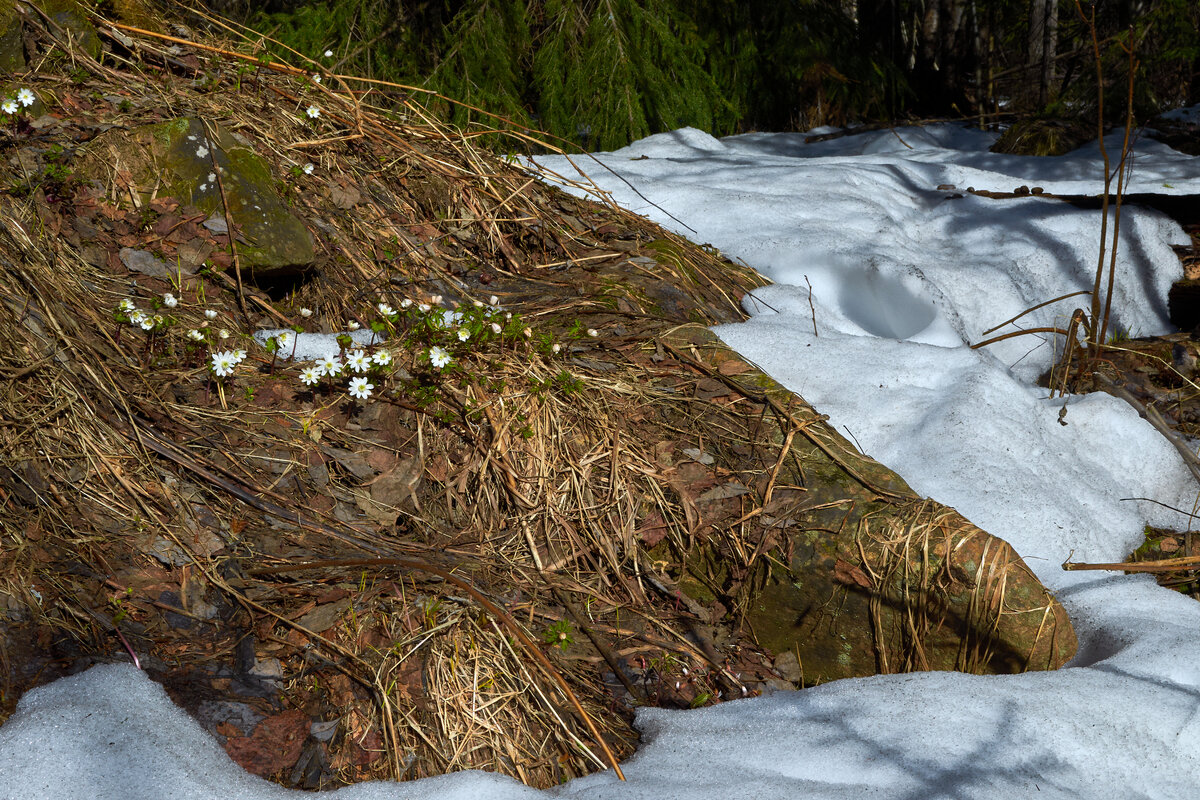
<box><xmin>837</xmin><ymin>266</ymin><xmax>936</xmax><ymax>340</ymax></box>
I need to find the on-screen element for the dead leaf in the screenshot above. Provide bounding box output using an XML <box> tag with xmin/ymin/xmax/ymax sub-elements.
<box><xmin>329</xmin><ymin>184</ymin><xmax>361</xmax><ymax>209</ymax></box>
<box><xmin>224</xmin><ymin>709</ymin><xmax>309</xmax><ymax>778</ymax></box>
<box><xmin>834</xmin><ymin>558</ymin><xmax>872</xmax><ymax>589</ymax></box>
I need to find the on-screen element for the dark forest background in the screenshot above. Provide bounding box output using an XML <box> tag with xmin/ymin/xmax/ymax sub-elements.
<box><xmin>201</xmin><ymin>0</ymin><xmax>1200</xmax><ymax>151</ymax></box>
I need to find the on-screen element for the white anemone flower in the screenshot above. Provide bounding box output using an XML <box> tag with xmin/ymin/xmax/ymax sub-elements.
<box><xmin>347</xmin><ymin>320</ymin><xmax>360</xmax><ymax>331</ymax></box>
<box><xmin>306</xmin><ymin>105</ymin><xmax>321</xmax><ymax>119</ymax></box>
<box><xmin>428</xmin><ymin>346</ymin><xmax>451</xmax><ymax>369</ymax></box>
<box><xmin>457</xmin><ymin>329</ymin><xmax>470</xmax><ymax>342</ymax></box>
<box><xmin>275</xmin><ymin>331</ymin><xmax>292</xmax><ymax>349</ymax></box>
<box><xmin>587</xmin><ymin>328</ymin><xmax>599</xmax><ymax>337</ymax></box>
<box><xmin>490</xmin><ymin>322</ymin><xmax>502</xmax><ymax>335</ymax></box>
<box><xmin>163</xmin><ymin>293</ymin><xmax>178</xmax><ymax>308</ymax></box>
<box><xmin>187</xmin><ymin>329</ymin><xmax>205</xmax><ymax>341</ymax></box>
<box><xmin>204</xmin><ymin>309</ymin><xmax>218</xmax><ymax>320</ymax></box>
<box><xmin>319</xmin><ymin>355</ymin><xmax>342</xmax><ymax>376</ymax></box>
<box><xmin>139</xmin><ymin>318</ymin><xmax>155</xmax><ymax>331</ymax></box>
<box><xmin>346</xmin><ymin>349</ymin><xmax>371</xmax><ymax>373</ymax></box>
<box><xmin>324</xmin><ymin>49</ymin><xmax>333</xmax><ymax>58</ymax></box>
<box><xmin>312</xmin><ymin>74</ymin><xmax>321</xmax><ymax>84</ymax></box>
<box><xmin>232</xmin><ymin>349</ymin><xmax>247</xmax><ymax>363</ymax></box>
<box><xmin>16</xmin><ymin>88</ymin><xmax>34</xmax><ymax>107</ymax></box>
<box><xmin>417</xmin><ymin>303</ymin><xmax>431</xmax><ymax>313</ymax></box>
<box><xmin>299</xmin><ymin>366</ymin><xmax>322</xmax><ymax>386</ymax></box>
<box><xmin>218</xmin><ymin>329</ymin><xmax>230</xmax><ymax>339</ymax></box>
<box><xmin>489</xmin><ymin>295</ymin><xmax>499</xmax><ymax>306</ymax></box>
<box><xmin>348</xmin><ymin>377</ymin><xmax>374</xmax><ymax>400</ymax></box>
<box><xmin>299</xmin><ymin>307</ymin><xmax>313</xmax><ymax>318</ymax></box>
<box><xmin>399</xmin><ymin>298</ymin><xmax>412</xmax><ymax>309</ymax></box>
<box><xmin>371</xmin><ymin>349</ymin><xmax>392</xmax><ymax>366</ymax></box>
<box><xmin>210</xmin><ymin>351</ymin><xmax>237</xmax><ymax>377</ymax></box>
<box><xmin>302</xmin><ymin>163</ymin><xmax>314</xmax><ymax>175</ymax></box>
<box><xmin>377</xmin><ymin>303</ymin><xmax>395</xmax><ymax>316</ymax></box>
<box><xmin>118</xmin><ymin>299</ymin><xmax>135</xmax><ymax>313</ymax></box>
<box><xmin>1</xmin><ymin>99</ymin><xmax>17</xmax><ymax>115</ymax></box>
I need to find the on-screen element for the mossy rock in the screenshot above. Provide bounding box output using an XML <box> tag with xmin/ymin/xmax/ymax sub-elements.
<box><xmin>0</xmin><ymin>2</ymin><xmax>24</xmax><ymax>73</ymax></box>
<box><xmin>661</xmin><ymin>324</ymin><xmax>1076</xmax><ymax>684</ymax></box>
<box><xmin>78</xmin><ymin>117</ymin><xmax>315</xmax><ymax>280</ymax></box>
<box><xmin>33</xmin><ymin>0</ymin><xmax>102</xmax><ymax>61</ymax></box>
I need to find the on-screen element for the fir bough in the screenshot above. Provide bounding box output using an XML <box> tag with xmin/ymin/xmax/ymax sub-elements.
<box><xmin>428</xmin><ymin>0</ymin><xmax>726</xmax><ymax>151</ymax></box>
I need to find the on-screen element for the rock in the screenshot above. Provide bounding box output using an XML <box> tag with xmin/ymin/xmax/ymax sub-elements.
<box><xmin>662</xmin><ymin>325</ymin><xmax>1076</xmax><ymax>685</ymax></box>
<box><xmin>42</xmin><ymin>1</ymin><xmax>102</xmax><ymax>60</ymax></box>
<box><xmin>0</xmin><ymin>3</ymin><xmax>24</xmax><ymax>73</ymax></box>
<box><xmin>79</xmin><ymin>118</ymin><xmax>315</xmax><ymax>281</ymax></box>
<box><xmin>119</xmin><ymin>247</ymin><xmax>173</xmax><ymax>279</ymax></box>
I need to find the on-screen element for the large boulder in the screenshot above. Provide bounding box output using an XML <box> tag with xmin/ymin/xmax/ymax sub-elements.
<box><xmin>78</xmin><ymin>117</ymin><xmax>315</xmax><ymax>280</ymax></box>
<box><xmin>660</xmin><ymin>324</ymin><xmax>1075</xmax><ymax>683</ymax></box>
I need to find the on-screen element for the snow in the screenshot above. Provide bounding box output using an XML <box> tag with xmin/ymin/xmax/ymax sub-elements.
<box><xmin>5</xmin><ymin>123</ymin><xmax>1200</xmax><ymax>798</ymax></box>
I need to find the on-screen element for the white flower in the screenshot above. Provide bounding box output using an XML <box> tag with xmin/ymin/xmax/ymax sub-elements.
<box><xmin>204</xmin><ymin>309</ymin><xmax>218</xmax><ymax>320</ymax></box>
<box><xmin>372</xmin><ymin>349</ymin><xmax>392</xmax><ymax>366</ymax></box>
<box><xmin>218</xmin><ymin>328</ymin><xmax>230</xmax><ymax>339</ymax></box>
<box><xmin>312</xmin><ymin>74</ymin><xmax>321</xmax><ymax>84</ymax></box>
<box><xmin>348</xmin><ymin>376</ymin><xmax>374</xmax><ymax>400</ymax></box>
<box><xmin>428</xmin><ymin>346</ymin><xmax>451</xmax><ymax>369</ymax></box>
<box><xmin>306</xmin><ymin>105</ymin><xmax>321</xmax><ymax>119</ymax></box>
<box><xmin>457</xmin><ymin>328</ymin><xmax>470</xmax><ymax>342</ymax></box>
<box><xmin>346</xmin><ymin>349</ymin><xmax>371</xmax><ymax>373</ymax></box>
<box><xmin>489</xmin><ymin>295</ymin><xmax>499</xmax><ymax>306</ymax></box>
<box><xmin>210</xmin><ymin>351</ymin><xmax>237</xmax><ymax>377</ymax></box>
<box><xmin>129</xmin><ymin>310</ymin><xmax>147</xmax><ymax>326</ymax></box>
<box><xmin>187</xmin><ymin>329</ymin><xmax>205</xmax><ymax>341</ymax></box>
<box><xmin>400</xmin><ymin>298</ymin><xmax>412</xmax><ymax>309</ymax></box>
<box><xmin>275</xmin><ymin>331</ymin><xmax>292</xmax><ymax>349</ymax></box>
<box><xmin>552</xmin><ymin>343</ymin><xmax>561</xmax><ymax>353</ymax></box>
<box><xmin>430</xmin><ymin>294</ymin><xmax>442</xmax><ymax>305</ymax></box>
<box><xmin>417</xmin><ymin>303</ymin><xmax>431</xmax><ymax>313</ymax></box>
<box><xmin>17</xmin><ymin>88</ymin><xmax>34</xmax><ymax>107</ymax></box>
<box><xmin>587</xmin><ymin>328</ymin><xmax>599</xmax><ymax>338</ymax></box>
<box><xmin>139</xmin><ymin>318</ymin><xmax>155</xmax><ymax>331</ymax></box>
<box><xmin>1</xmin><ymin>99</ymin><xmax>17</xmax><ymax>115</ymax></box>
<box><xmin>163</xmin><ymin>292</ymin><xmax>178</xmax><ymax>308</ymax></box>
<box><xmin>347</xmin><ymin>320</ymin><xmax>360</xmax><ymax>331</ymax></box>
<box><xmin>118</xmin><ymin>298</ymin><xmax>135</xmax><ymax>313</ymax></box>
<box><xmin>299</xmin><ymin>307</ymin><xmax>313</xmax><ymax>318</ymax></box>
<box><xmin>319</xmin><ymin>355</ymin><xmax>342</xmax><ymax>376</ymax></box>
<box><xmin>473</xmin><ymin>300</ymin><xmax>483</xmax><ymax>308</ymax></box>
<box><xmin>232</xmin><ymin>349</ymin><xmax>247</xmax><ymax>363</ymax></box>
<box><xmin>377</xmin><ymin>302</ymin><xmax>395</xmax><ymax>316</ymax></box>
<box><xmin>490</xmin><ymin>322</ymin><xmax>502</xmax><ymax>335</ymax></box>
<box><xmin>324</xmin><ymin>49</ymin><xmax>333</xmax><ymax>58</ymax></box>
<box><xmin>152</xmin><ymin>315</ymin><xmax>164</xmax><ymax>327</ymax></box>
<box><xmin>299</xmin><ymin>365</ymin><xmax>322</xmax><ymax>386</ymax></box>
<box><xmin>302</xmin><ymin>163</ymin><xmax>314</xmax><ymax>175</ymax></box>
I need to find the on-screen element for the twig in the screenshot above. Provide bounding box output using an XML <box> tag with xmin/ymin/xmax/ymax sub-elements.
<box><xmin>980</xmin><ymin>290</ymin><xmax>1090</xmax><ymax>336</ymax></box>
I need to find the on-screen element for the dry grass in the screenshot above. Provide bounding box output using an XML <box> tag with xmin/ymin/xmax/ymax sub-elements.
<box><xmin>0</xmin><ymin>3</ymin><xmax>1075</xmax><ymax>790</ymax></box>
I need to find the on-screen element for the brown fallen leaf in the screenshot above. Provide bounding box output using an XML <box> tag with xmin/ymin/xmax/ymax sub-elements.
<box><xmin>834</xmin><ymin>558</ymin><xmax>872</xmax><ymax>590</ymax></box>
